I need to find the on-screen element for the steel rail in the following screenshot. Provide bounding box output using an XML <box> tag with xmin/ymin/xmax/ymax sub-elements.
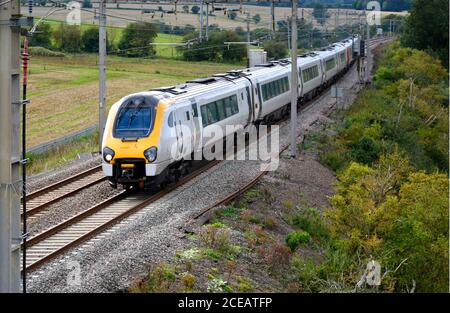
<box><xmin>23</xmin><ymin>165</ymin><xmax>105</xmax><ymax>218</ymax></box>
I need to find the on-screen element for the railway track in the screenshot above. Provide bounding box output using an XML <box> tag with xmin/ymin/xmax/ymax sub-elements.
<box><xmin>23</xmin><ymin>165</ymin><xmax>105</xmax><ymax>218</ymax></box>
<box><xmin>23</xmin><ymin>160</ymin><xmax>219</xmax><ymax>272</ymax></box>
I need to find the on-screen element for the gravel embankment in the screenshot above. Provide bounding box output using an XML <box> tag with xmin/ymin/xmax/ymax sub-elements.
<box><xmin>27</xmin><ymin>46</ymin><xmax>380</xmax><ymax>292</ymax></box>
<box><xmin>26</xmin><ymin>155</ymin><xmax>102</xmax><ymax>193</ymax></box>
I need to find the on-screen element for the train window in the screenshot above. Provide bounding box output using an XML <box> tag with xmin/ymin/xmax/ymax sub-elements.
<box><xmin>262</xmin><ymin>76</ymin><xmax>290</xmax><ymax>101</ymax></box>
<box><xmin>216</xmin><ymin>99</ymin><xmax>226</xmax><ymax>120</ymax></box>
<box><xmin>185</xmin><ymin>111</ymin><xmax>190</xmax><ymax>121</ymax></box>
<box><xmin>168</xmin><ymin>112</ymin><xmax>174</xmax><ymax>127</ymax></box>
<box><xmin>326</xmin><ymin>58</ymin><xmax>336</xmax><ymax>71</ymax></box>
<box><xmin>241</xmin><ymin>93</ymin><xmax>244</xmax><ymax>101</ymax></box>
<box><xmin>207</xmin><ymin>102</ymin><xmax>219</xmax><ymax>124</ymax></box>
<box><xmin>223</xmin><ymin>98</ymin><xmax>233</xmax><ymax>117</ymax></box>
<box><xmin>114</xmin><ymin>96</ymin><xmax>155</xmax><ymax>138</ymax></box>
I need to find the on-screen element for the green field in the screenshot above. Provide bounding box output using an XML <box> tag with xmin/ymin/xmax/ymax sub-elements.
<box><xmin>27</xmin><ymin>54</ymin><xmax>240</xmax><ymax>148</ymax></box>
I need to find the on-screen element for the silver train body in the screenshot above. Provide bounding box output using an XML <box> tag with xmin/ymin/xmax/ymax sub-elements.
<box><xmin>102</xmin><ymin>36</ymin><xmax>361</xmax><ymax>187</ymax></box>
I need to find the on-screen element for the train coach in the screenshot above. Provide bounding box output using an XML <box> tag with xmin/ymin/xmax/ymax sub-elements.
<box><xmin>101</xmin><ymin>36</ymin><xmax>361</xmax><ymax>189</ymax></box>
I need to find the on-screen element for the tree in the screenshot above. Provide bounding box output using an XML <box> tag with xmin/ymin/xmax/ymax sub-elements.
<box><xmin>53</xmin><ymin>24</ymin><xmax>82</xmax><ymax>53</ymax></box>
<box><xmin>401</xmin><ymin>0</ymin><xmax>449</xmax><ymax>68</ymax></box>
<box><xmin>118</xmin><ymin>22</ymin><xmax>158</xmax><ymax>57</ymax></box>
<box><xmin>28</xmin><ymin>21</ymin><xmax>52</xmax><ymax>49</ymax></box>
<box><xmin>182</xmin><ymin>5</ymin><xmax>189</xmax><ymax>13</ymax></box>
<box><xmin>82</xmin><ymin>27</ymin><xmax>99</xmax><ymax>52</ymax></box>
<box><xmin>180</xmin><ymin>30</ymin><xmax>246</xmax><ymax>62</ymax></box>
<box><xmin>312</xmin><ymin>2</ymin><xmax>329</xmax><ymax>26</ymax></box>
<box><xmin>82</xmin><ymin>0</ymin><xmax>92</xmax><ymax>8</ymax></box>
<box><xmin>191</xmin><ymin>5</ymin><xmax>200</xmax><ymax>14</ymax></box>
<box><xmin>252</xmin><ymin>14</ymin><xmax>261</xmax><ymax>24</ymax></box>
<box><xmin>81</xmin><ymin>27</ymin><xmax>112</xmax><ymax>53</ymax></box>
<box><xmin>228</xmin><ymin>12</ymin><xmax>237</xmax><ymax>20</ymax></box>
<box><xmin>263</xmin><ymin>40</ymin><xmax>288</xmax><ymax>60</ymax></box>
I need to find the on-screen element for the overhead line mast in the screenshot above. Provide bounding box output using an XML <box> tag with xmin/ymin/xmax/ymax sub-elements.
<box><xmin>99</xmin><ymin>0</ymin><xmax>107</xmax><ymax>152</ymax></box>
<box><xmin>0</xmin><ymin>0</ymin><xmax>21</xmax><ymax>293</ymax></box>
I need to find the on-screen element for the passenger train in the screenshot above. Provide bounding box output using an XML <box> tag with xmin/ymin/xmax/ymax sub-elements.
<box><xmin>102</xmin><ymin>36</ymin><xmax>362</xmax><ymax>189</ymax></box>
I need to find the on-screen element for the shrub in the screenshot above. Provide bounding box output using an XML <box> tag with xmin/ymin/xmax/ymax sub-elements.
<box><xmin>29</xmin><ymin>47</ymin><xmax>66</xmax><ymax>57</ymax></box>
<box><xmin>258</xmin><ymin>241</ymin><xmax>291</xmax><ymax>273</ymax></box>
<box><xmin>291</xmin><ymin>208</ymin><xmax>329</xmax><ymax>240</ymax></box>
<box><xmin>285</xmin><ymin>230</ymin><xmax>311</xmax><ymax>251</ymax></box>
<box><xmin>263</xmin><ymin>40</ymin><xmax>288</xmax><ymax>60</ymax></box>
<box><xmin>180</xmin><ymin>272</ymin><xmax>196</xmax><ymax>291</ymax></box>
<box><xmin>53</xmin><ymin>24</ymin><xmax>82</xmax><ymax>53</ymax></box>
<box><xmin>191</xmin><ymin>5</ymin><xmax>200</xmax><ymax>14</ymax></box>
<box><xmin>198</xmin><ymin>225</ymin><xmax>230</xmax><ymax>252</ymax></box>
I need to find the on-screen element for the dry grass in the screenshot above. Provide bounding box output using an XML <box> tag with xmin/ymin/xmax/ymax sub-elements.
<box><xmin>26</xmin><ymin>55</ymin><xmax>238</xmax><ymax>147</ymax></box>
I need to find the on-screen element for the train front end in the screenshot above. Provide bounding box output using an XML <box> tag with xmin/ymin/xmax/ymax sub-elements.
<box><xmin>101</xmin><ymin>93</ymin><xmax>168</xmax><ymax>189</ymax></box>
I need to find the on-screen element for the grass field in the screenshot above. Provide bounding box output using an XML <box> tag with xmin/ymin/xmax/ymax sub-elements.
<box><xmin>26</xmin><ymin>54</ymin><xmax>240</xmax><ymax>148</ymax></box>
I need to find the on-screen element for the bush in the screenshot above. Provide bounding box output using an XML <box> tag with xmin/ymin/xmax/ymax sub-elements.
<box><xmin>291</xmin><ymin>208</ymin><xmax>329</xmax><ymax>241</ymax></box>
<box><xmin>191</xmin><ymin>5</ymin><xmax>200</xmax><ymax>14</ymax></box>
<box><xmin>198</xmin><ymin>225</ymin><xmax>231</xmax><ymax>252</ymax></box>
<box><xmin>285</xmin><ymin>230</ymin><xmax>311</xmax><ymax>251</ymax></box>
<box><xmin>81</xmin><ymin>27</ymin><xmax>99</xmax><ymax>53</ymax></box>
<box><xmin>82</xmin><ymin>0</ymin><xmax>92</xmax><ymax>8</ymax></box>
<box><xmin>29</xmin><ymin>46</ymin><xmax>65</xmax><ymax>57</ymax></box>
<box><xmin>263</xmin><ymin>40</ymin><xmax>288</xmax><ymax>60</ymax></box>
<box><xmin>252</xmin><ymin>14</ymin><xmax>261</xmax><ymax>24</ymax></box>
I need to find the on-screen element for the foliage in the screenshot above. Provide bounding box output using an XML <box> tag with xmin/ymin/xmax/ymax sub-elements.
<box><xmin>81</xmin><ymin>27</ymin><xmax>106</xmax><ymax>53</ymax></box>
<box><xmin>324</xmin><ymin>155</ymin><xmax>448</xmax><ymax>292</ymax></box>
<box><xmin>82</xmin><ymin>0</ymin><xmax>92</xmax><ymax>8</ymax></box>
<box><xmin>321</xmin><ymin>43</ymin><xmax>449</xmax><ymax>173</ymax></box>
<box><xmin>191</xmin><ymin>5</ymin><xmax>200</xmax><ymax>14</ymax></box>
<box><xmin>285</xmin><ymin>230</ymin><xmax>311</xmax><ymax>251</ymax></box>
<box><xmin>312</xmin><ymin>2</ymin><xmax>330</xmax><ymax>26</ymax></box>
<box><xmin>28</xmin><ymin>22</ymin><xmax>52</xmax><ymax>49</ymax></box>
<box><xmin>310</xmin><ymin>42</ymin><xmax>449</xmax><ymax>292</ymax></box>
<box><xmin>401</xmin><ymin>0</ymin><xmax>449</xmax><ymax>68</ymax></box>
<box><xmin>118</xmin><ymin>22</ymin><xmax>158</xmax><ymax>57</ymax></box>
<box><xmin>353</xmin><ymin>0</ymin><xmax>411</xmax><ymax>11</ymax></box>
<box><xmin>134</xmin><ymin>262</ymin><xmax>176</xmax><ymax>293</ymax></box>
<box><xmin>291</xmin><ymin>208</ymin><xmax>329</xmax><ymax>241</ymax></box>
<box><xmin>263</xmin><ymin>40</ymin><xmax>288</xmax><ymax>60</ymax></box>
<box><xmin>198</xmin><ymin>225</ymin><xmax>231</xmax><ymax>253</ymax></box>
<box><xmin>28</xmin><ymin>46</ymin><xmax>65</xmax><ymax>57</ymax></box>
<box><xmin>252</xmin><ymin>14</ymin><xmax>261</xmax><ymax>24</ymax></box>
<box><xmin>180</xmin><ymin>30</ymin><xmax>246</xmax><ymax>62</ymax></box>
<box><xmin>53</xmin><ymin>24</ymin><xmax>82</xmax><ymax>53</ymax></box>
<box><xmin>228</xmin><ymin>12</ymin><xmax>237</xmax><ymax>20</ymax></box>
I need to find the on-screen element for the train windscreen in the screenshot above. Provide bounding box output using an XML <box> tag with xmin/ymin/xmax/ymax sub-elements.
<box><xmin>113</xmin><ymin>96</ymin><xmax>156</xmax><ymax>139</ymax></box>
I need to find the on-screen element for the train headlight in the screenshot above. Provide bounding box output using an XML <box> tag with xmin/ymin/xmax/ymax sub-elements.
<box><xmin>103</xmin><ymin>147</ymin><xmax>115</xmax><ymax>163</ymax></box>
<box><xmin>144</xmin><ymin>147</ymin><xmax>157</xmax><ymax>162</ymax></box>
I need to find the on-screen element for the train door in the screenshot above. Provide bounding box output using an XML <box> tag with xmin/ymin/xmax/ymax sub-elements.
<box><xmin>190</xmin><ymin>100</ymin><xmax>202</xmax><ymax>154</ymax></box>
<box><xmin>245</xmin><ymin>86</ymin><xmax>254</xmax><ymax>124</ymax></box>
<box><xmin>176</xmin><ymin>104</ymin><xmax>195</xmax><ymax>159</ymax></box>
<box><xmin>255</xmin><ymin>82</ymin><xmax>263</xmax><ymax>120</ymax></box>
<box><xmin>173</xmin><ymin>109</ymin><xmax>183</xmax><ymax>161</ymax></box>
<box><xmin>298</xmin><ymin>66</ymin><xmax>304</xmax><ymax>98</ymax></box>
